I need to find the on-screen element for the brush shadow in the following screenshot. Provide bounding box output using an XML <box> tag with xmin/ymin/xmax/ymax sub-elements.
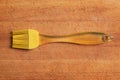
<box><xmin>9</xmin><ymin>32</ymin><xmax>12</xmax><ymax>48</ymax></box>
<box><xmin>40</xmin><ymin>42</ymin><xmax>104</xmax><ymax>47</ymax></box>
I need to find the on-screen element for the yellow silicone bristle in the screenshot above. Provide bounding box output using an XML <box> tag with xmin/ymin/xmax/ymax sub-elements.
<box><xmin>12</xmin><ymin>29</ymin><xmax>40</xmax><ymax>49</ymax></box>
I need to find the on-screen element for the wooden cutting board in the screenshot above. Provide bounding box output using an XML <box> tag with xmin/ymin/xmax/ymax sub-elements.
<box><xmin>0</xmin><ymin>0</ymin><xmax>120</xmax><ymax>80</ymax></box>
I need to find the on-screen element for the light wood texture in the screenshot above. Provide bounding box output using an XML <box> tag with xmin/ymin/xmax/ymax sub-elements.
<box><xmin>0</xmin><ymin>0</ymin><xmax>119</xmax><ymax>80</ymax></box>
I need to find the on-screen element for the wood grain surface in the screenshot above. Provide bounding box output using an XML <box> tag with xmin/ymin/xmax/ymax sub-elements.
<box><xmin>0</xmin><ymin>0</ymin><xmax>120</xmax><ymax>80</ymax></box>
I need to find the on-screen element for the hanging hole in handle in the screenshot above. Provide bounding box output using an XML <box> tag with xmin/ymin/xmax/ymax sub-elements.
<box><xmin>102</xmin><ymin>35</ymin><xmax>113</xmax><ymax>42</ymax></box>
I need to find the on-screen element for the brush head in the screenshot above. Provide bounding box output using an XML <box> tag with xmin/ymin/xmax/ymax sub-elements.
<box><xmin>12</xmin><ymin>29</ymin><xmax>40</xmax><ymax>49</ymax></box>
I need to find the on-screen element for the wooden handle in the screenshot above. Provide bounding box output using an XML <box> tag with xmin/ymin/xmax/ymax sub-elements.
<box><xmin>40</xmin><ymin>32</ymin><xmax>113</xmax><ymax>45</ymax></box>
